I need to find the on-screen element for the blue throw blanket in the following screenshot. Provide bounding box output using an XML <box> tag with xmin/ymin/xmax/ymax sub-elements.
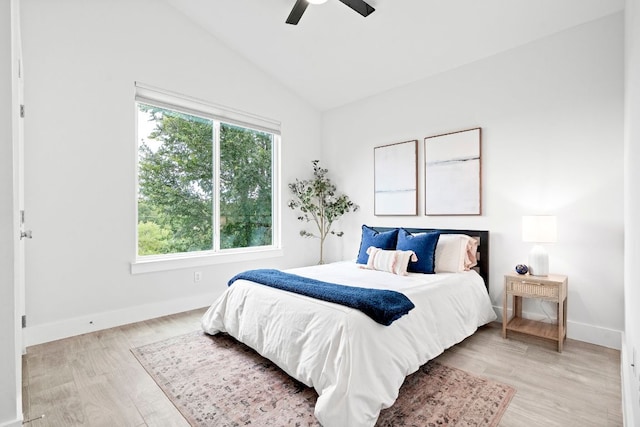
<box><xmin>228</xmin><ymin>269</ymin><xmax>415</xmax><ymax>326</ymax></box>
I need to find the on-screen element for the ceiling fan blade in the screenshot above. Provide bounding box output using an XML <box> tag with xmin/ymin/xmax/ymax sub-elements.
<box><xmin>338</xmin><ymin>0</ymin><xmax>375</xmax><ymax>17</ymax></box>
<box><xmin>286</xmin><ymin>0</ymin><xmax>309</xmax><ymax>25</ymax></box>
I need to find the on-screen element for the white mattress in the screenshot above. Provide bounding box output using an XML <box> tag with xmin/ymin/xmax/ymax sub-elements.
<box><xmin>201</xmin><ymin>261</ymin><xmax>497</xmax><ymax>427</ymax></box>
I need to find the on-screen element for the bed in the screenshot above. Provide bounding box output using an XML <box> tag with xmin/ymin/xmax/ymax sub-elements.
<box><xmin>201</xmin><ymin>227</ymin><xmax>497</xmax><ymax>427</ymax></box>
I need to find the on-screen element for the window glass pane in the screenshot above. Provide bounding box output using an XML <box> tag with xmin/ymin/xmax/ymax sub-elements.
<box><xmin>137</xmin><ymin>103</ymin><xmax>214</xmax><ymax>255</ymax></box>
<box><xmin>219</xmin><ymin>123</ymin><xmax>273</xmax><ymax>249</ymax></box>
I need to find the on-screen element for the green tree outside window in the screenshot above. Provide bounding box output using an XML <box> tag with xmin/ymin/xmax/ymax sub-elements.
<box><xmin>137</xmin><ymin>104</ymin><xmax>274</xmax><ymax>256</ymax></box>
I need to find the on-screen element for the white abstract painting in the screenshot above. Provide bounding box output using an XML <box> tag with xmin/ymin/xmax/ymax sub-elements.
<box><xmin>425</xmin><ymin>128</ymin><xmax>481</xmax><ymax>215</ymax></box>
<box><xmin>374</xmin><ymin>140</ymin><xmax>417</xmax><ymax>215</ymax></box>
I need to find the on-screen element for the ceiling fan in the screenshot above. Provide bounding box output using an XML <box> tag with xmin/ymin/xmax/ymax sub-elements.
<box><xmin>286</xmin><ymin>0</ymin><xmax>375</xmax><ymax>25</ymax></box>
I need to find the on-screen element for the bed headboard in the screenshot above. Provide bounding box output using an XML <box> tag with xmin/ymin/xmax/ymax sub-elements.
<box><xmin>371</xmin><ymin>227</ymin><xmax>490</xmax><ymax>290</ymax></box>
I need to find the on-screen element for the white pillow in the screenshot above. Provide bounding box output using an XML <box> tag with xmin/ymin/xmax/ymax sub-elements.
<box><xmin>361</xmin><ymin>246</ymin><xmax>418</xmax><ymax>276</ymax></box>
<box><xmin>435</xmin><ymin>234</ymin><xmax>479</xmax><ymax>273</ymax></box>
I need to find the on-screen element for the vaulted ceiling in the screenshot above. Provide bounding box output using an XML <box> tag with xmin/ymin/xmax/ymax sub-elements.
<box><xmin>165</xmin><ymin>0</ymin><xmax>624</xmax><ymax>111</ymax></box>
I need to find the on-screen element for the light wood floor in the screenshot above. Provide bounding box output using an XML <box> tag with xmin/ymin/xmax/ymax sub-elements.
<box><xmin>22</xmin><ymin>308</ymin><xmax>623</xmax><ymax>426</ymax></box>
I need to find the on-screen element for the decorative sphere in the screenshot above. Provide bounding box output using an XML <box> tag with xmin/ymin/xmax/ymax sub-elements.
<box><xmin>515</xmin><ymin>264</ymin><xmax>528</xmax><ymax>275</ymax></box>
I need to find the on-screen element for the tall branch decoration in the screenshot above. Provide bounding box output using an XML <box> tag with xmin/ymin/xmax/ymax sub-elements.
<box><xmin>288</xmin><ymin>160</ymin><xmax>359</xmax><ymax>264</ymax></box>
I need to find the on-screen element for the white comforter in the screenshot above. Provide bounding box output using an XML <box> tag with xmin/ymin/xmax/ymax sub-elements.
<box><xmin>201</xmin><ymin>261</ymin><xmax>497</xmax><ymax>427</ymax></box>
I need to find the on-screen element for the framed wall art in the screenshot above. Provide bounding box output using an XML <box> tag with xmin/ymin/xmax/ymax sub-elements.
<box><xmin>374</xmin><ymin>140</ymin><xmax>418</xmax><ymax>216</ymax></box>
<box><xmin>424</xmin><ymin>128</ymin><xmax>481</xmax><ymax>215</ymax></box>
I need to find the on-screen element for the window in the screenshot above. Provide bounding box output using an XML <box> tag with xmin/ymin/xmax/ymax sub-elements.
<box><xmin>134</xmin><ymin>84</ymin><xmax>280</xmax><ymax>268</ymax></box>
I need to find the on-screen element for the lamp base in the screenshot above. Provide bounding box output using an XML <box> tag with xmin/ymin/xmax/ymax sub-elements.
<box><xmin>528</xmin><ymin>244</ymin><xmax>549</xmax><ymax>276</ymax></box>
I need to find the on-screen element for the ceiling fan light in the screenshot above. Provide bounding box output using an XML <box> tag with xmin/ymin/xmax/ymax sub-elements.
<box><xmin>307</xmin><ymin>0</ymin><xmax>327</xmax><ymax>4</ymax></box>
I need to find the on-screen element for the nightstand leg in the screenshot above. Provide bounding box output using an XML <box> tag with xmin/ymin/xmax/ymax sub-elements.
<box><xmin>514</xmin><ymin>295</ymin><xmax>522</xmax><ymax>317</ymax></box>
<box><xmin>563</xmin><ymin>299</ymin><xmax>568</xmax><ymax>339</ymax></box>
<box><xmin>502</xmin><ymin>287</ymin><xmax>508</xmax><ymax>338</ymax></box>
<box><xmin>558</xmin><ymin>297</ymin><xmax>564</xmax><ymax>352</ymax></box>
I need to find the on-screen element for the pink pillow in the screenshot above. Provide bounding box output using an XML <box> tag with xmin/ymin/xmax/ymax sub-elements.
<box><xmin>361</xmin><ymin>246</ymin><xmax>418</xmax><ymax>276</ymax></box>
<box><xmin>435</xmin><ymin>234</ymin><xmax>479</xmax><ymax>273</ymax></box>
<box><xmin>464</xmin><ymin>238</ymin><xmax>479</xmax><ymax>270</ymax></box>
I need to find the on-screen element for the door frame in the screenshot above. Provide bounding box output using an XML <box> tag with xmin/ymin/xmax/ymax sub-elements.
<box><xmin>11</xmin><ymin>0</ymin><xmax>25</xmax><ymax>423</ymax></box>
<box><xmin>12</xmin><ymin>0</ymin><xmax>25</xmax><ymax>356</ymax></box>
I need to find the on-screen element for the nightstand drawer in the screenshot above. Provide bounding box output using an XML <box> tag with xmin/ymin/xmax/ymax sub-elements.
<box><xmin>506</xmin><ymin>279</ymin><xmax>558</xmax><ymax>298</ymax></box>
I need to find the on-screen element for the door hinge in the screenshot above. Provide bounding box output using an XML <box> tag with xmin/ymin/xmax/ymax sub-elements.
<box><xmin>21</xmin><ymin>315</ymin><xmax>26</xmax><ymax>328</ymax></box>
<box><xmin>20</xmin><ymin>104</ymin><xmax>25</xmax><ymax>118</ymax></box>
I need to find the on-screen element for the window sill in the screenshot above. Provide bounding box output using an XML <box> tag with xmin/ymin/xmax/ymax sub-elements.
<box><xmin>130</xmin><ymin>247</ymin><xmax>283</xmax><ymax>274</ymax></box>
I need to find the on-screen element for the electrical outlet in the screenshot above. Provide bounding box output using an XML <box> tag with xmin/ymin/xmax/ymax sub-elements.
<box><xmin>194</xmin><ymin>271</ymin><xmax>202</xmax><ymax>283</ymax></box>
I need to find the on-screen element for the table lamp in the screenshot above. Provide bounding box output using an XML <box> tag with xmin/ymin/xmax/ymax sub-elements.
<box><xmin>522</xmin><ymin>215</ymin><xmax>557</xmax><ymax>276</ymax></box>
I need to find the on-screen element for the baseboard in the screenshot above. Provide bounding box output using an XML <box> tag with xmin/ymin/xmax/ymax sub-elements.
<box><xmin>24</xmin><ymin>299</ymin><xmax>623</xmax><ymax>350</ymax></box>
<box><xmin>0</xmin><ymin>418</ymin><xmax>22</xmax><ymax>427</ymax></box>
<box><xmin>567</xmin><ymin>319</ymin><xmax>622</xmax><ymax>350</ymax></box>
<box><xmin>493</xmin><ymin>305</ymin><xmax>622</xmax><ymax>350</ymax></box>
<box><xmin>24</xmin><ymin>292</ymin><xmax>219</xmax><ymax>347</ymax></box>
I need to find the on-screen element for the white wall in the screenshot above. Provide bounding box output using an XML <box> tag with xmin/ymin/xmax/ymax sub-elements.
<box><xmin>322</xmin><ymin>13</ymin><xmax>624</xmax><ymax>349</ymax></box>
<box><xmin>0</xmin><ymin>0</ymin><xmax>21</xmax><ymax>425</ymax></box>
<box><xmin>20</xmin><ymin>0</ymin><xmax>322</xmax><ymax>345</ymax></box>
<box><xmin>623</xmin><ymin>0</ymin><xmax>640</xmax><ymax>424</ymax></box>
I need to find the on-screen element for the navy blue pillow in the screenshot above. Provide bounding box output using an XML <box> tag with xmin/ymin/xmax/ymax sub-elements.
<box><xmin>396</xmin><ymin>229</ymin><xmax>440</xmax><ymax>273</ymax></box>
<box><xmin>356</xmin><ymin>225</ymin><xmax>399</xmax><ymax>264</ymax></box>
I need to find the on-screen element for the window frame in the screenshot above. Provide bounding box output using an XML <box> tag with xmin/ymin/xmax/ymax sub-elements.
<box><xmin>131</xmin><ymin>83</ymin><xmax>282</xmax><ymax>274</ymax></box>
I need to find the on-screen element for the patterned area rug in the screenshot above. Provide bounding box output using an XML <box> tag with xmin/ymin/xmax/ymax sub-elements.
<box><xmin>131</xmin><ymin>331</ymin><xmax>515</xmax><ymax>426</ymax></box>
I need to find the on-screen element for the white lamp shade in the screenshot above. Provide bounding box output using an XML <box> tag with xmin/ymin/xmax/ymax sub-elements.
<box><xmin>522</xmin><ymin>215</ymin><xmax>557</xmax><ymax>243</ymax></box>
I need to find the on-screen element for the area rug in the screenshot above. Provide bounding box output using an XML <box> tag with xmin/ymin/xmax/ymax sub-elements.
<box><xmin>131</xmin><ymin>331</ymin><xmax>515</xmax><ymax>426</ymax></box>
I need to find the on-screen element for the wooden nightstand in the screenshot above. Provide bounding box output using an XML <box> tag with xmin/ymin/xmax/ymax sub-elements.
<box><xmin>502</xmin><ymin>272</ymin><xmax>568</xmax><ymax>352</ymax></box>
